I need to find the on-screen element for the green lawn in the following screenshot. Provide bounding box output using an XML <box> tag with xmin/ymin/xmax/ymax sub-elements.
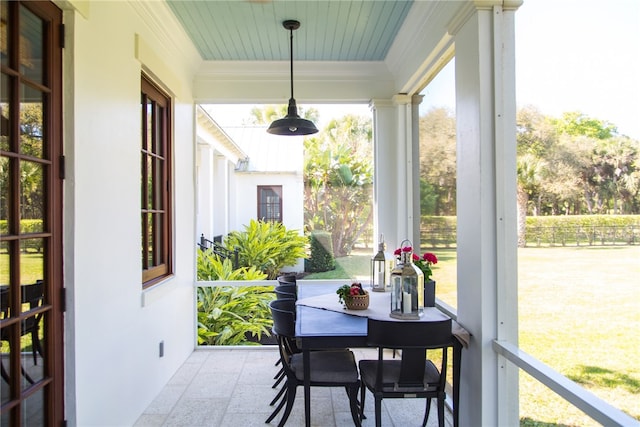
<box><xmin>306</xmin><ymin>245</ymin><xmax>640</xmax><ymax>426</ymax></box>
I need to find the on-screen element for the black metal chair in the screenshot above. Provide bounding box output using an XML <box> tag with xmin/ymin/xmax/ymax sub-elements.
<box><xmin>358</xmin><ymin>317</ymin><xmax>455</xmax><ymax>427</ymax></box>
<box><xmin>1</xmin><ymin>280</ymin><xmax>45</xmax><ymax>384</ymax></box>
<box><xmin>274</xmin><ymin>285</ymin><xmax>296</xmax><ymax>301</ymax></box>
<box><xmin>266</xmin><ymin>299</ymin><xmax>362</xmax><ymax>427</ymax></box>
<box><xmin>271</xmin><ymin>285</ymin><xmax>296</xmax><ymax>390</ymax></box>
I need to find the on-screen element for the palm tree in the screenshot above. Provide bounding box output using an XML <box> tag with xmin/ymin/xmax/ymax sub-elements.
<box><xmin>516</xmin><ymin>154</ymin><xmax>543</xmax><ymax>247</ymax></box>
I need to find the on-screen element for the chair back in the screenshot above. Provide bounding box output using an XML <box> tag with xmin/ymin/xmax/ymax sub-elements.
<box><xmin>366</xmin><ymin>317</ymin><xmax>453</xmax><ymax>389</ymax></box>
<box><xmin>366</xmin><ymin>317</ymin><xmax>453</xmax><ymax>349</ymax></box>
<box><xmin>269</xmin><ymin>299</ymin><xmax>296</xmax><ymax>337</ymax></box>
<box><xmin>275</xmin><ymin>283</ymin><xmax>297</xmax><ymax>299</ymax></box>
<box><xmin>277</xmin><ymin>274</ymin><xmax>296</xmax><ymax>285</ymax></box>
<box><xmin>274</xmin><ymin>285</ymin><xmax>296</xmax><ymax>301</ymax></box>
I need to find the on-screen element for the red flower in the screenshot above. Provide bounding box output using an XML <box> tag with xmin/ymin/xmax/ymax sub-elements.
<box><xmin>393</xmin><ymin>248</ymin><xmax>401</xmax><ymax>256</ymax></box>
<box><xmin>412</xmin><ymin>253</ymin><xmax>420</xmax><ymax>261</ymax></box>
<box><xmin>423</xmin><ymin>253</ymin><xmax>438</xmax><ymax>264</ymax></box>
<box><xmin>402</xmin><ymin>246</ymin><xmax>412</xmax><ymax>253</ymax></box>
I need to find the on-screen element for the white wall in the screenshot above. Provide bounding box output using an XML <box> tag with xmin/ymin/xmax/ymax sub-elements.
<box><xmin>62</xmin><ymin>1</ymin><xmax>200</xmax><ymax>424</ymax></box>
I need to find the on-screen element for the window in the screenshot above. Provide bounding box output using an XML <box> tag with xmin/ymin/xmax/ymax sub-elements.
<box><xmin>141</xmin><ymin>76</ymin><xmax>172</xmax><ymax>287</ymax></box>
<box><xmin>258</xmin><ymin>185</ymin><xmax>282</xmax><ymax>222</ymax></box>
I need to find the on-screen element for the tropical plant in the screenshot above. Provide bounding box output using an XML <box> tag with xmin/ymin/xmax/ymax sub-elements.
<box><xmin>197</xmin><ymin>285</ymin><xmax>274</xmax><ymax>345</ymax></box>
<box><xmin>197</xmin><ymin>248</ymin><xmax>267</xmax><ymax>281</ymax></box>
<box><xmin>224</xmin><ymin>219</ymin><xmax>308</xmax><ymax>279</ymax></box>
<box><xmin>304</xmin><ymin>114</ymin><xmax>373</xmax><ymax>256</ymax></box>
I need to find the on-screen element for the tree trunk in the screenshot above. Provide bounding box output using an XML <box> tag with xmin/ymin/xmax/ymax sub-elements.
<box><xmin>517</xmin><ymin>186</ymin><xmax>528</xmax><ymax>248</ymax></box>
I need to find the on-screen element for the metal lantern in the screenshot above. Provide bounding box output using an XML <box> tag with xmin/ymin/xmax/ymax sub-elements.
<box><xmin>390</xmin><ymin>240</ymin><xmax>424</xmax><ymax>319</ymax></box>
<box><xmin>370</xmin><ymin>235</ymin><xmax>393</xmax><ymax>292</ymax></box>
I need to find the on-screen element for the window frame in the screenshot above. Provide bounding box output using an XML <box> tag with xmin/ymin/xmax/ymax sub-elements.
<box><xmin>257</xmin><ymin>185</ymin><xmax>283</xmax><ymax>223</ymax></box>
<box><xmin>141</xmin><ymin>75</ymin><xmax>173</xmax><ymax>287</ymax></box>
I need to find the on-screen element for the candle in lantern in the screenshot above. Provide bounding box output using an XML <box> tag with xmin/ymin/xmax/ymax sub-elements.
<box><xmin>402</xmin><ymin>291</ymin><xmax>412</xmax><ymax>314</ymax></box>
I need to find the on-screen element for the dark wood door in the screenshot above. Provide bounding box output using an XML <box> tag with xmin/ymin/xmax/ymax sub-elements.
<box><xmin>0</xmin><ymin>1</ymin><xmax>64</xmax><ymax>425</ymax></box>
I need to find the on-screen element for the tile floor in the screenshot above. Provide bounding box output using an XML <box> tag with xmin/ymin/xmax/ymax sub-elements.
<box><xmin>134</xmin><ymin>347</ymin><xmax>453</xmax><ymax>427</ymax></box>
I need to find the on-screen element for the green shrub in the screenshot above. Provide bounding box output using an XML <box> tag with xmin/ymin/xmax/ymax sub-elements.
<box><xmin>197</xmin><ymin>248</ymin><xmax>267</xmax><ymax>281</ymax></box>
<box><xmin>307</xmin><ymin>230</ymin><xmax>336</xmax><ymax>272</ymax></box>
<box><xmin>197</xmin><ymin>285</ymin><xmax>274</xmax><ymax>346</ymax></box>
<box><xmin>0</xmin><ymin>220</ymin><xmax>44</xmax><ymax>252</ymax></box>
<box><xmin>224</xmin><ymin>219</ymin><xmax>308</xmax><ymax>279</ymax></box>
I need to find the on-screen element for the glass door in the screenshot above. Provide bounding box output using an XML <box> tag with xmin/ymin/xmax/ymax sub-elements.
<box><xmin>0</xmin><ymin>1</ymin><xmax>64</xmax><ymax>425</ymax></box>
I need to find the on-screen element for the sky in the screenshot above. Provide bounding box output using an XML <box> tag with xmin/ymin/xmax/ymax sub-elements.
<box><xmin>423</xmin><ymin>0</ymin><xmax>640</xmax><ymax>139</ymax></box>
<box><xmin>209</xmin><ymin>0</ymin><xmax>640</xmax><ymax>140</ymax></box>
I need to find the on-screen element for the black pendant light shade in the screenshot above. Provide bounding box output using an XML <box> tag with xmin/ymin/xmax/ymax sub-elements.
<box><xmin>267</xmin><ymin>20</ymin><xmax>319</xmax><ymax>136</ymax></box>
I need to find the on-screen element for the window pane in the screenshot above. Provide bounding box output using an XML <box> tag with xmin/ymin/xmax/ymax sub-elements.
<box><xmin>20</xmin><ymin>84</ymin><xmax>44</xmax><ymax>158</ymax></box>
<box><xmin>145</xmin><ymin>100</ymin><xmax>152</xmax><ymax>152</ymax></box>
<box><xmin>0</xmin><ymin>2</ymin><xmax>8</xmax><ymax>68</ymax></box>
<box><xmin>21</xmin><ymin>309</ymin><xmax>45</xmax><ymax>389</ymax></box>
<box><xmin>141</xmin><ymin>213</ymin><xmax>148</xmax><ymax>268</ymax></box>
<box><xmin>1</xmin><ymin>73</ymin><xmax>10</xmax><ymax>151</ymax></box>
<box><xmin>147</xmin><ymin>213</ymin><xmax>154</xmax><ymax>266</ymax></box>
<box><xmin>153</xmin><ymin>213</ymin><xmax>166</xmax><ymax>265</ymax></box>
<box><xmin>0</xmin><ymin>156</ymin><xmax>10</xmax><ymax>233</ymax></box>
<box><xmin>20</xmin><ymin>239</ymin><xmax>43</xmax><ymax>290</ymax></box>
<box><xmin>146</xmin><ymin>155</ymin><xmax>153</xmax><ymax>210</ymax></box>
<box><xmin>0</xmin><ymin>240</ymin><xmax>9</xmax><ymax>285</ymax></box>
<box><xmin>258</xmin><ymin>186</ymin><xmax>281</xmax><ymax>222</ymax></box>
<box><xmin>153</xmin><ymin>157</ymin><xmax>163</xmax><ymax>210</ymax></box>
<box><xmin>19</xmin><ymin>160</ymin><xmax>43</xmax><ymax>232</ymax></box>
<box><xmin>19</xmin><ymin>5</ymin><xmax>44</xmax><ymax>84</ymax></box>
<box><xmin>154</xmin><ymin>105</ymin><xmax>164</xmax><ymax>156</ymax></box>
<box><xmin>21</xmin><ymin>383</ymin><xmax>45</xmax><ymax>425</ymax></box>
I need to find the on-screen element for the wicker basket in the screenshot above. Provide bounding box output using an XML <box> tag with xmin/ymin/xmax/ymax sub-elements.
<box><xmin>345</xmin><ymin>292</ymin><xmax>369</xmax><ymax>310</ymax></box>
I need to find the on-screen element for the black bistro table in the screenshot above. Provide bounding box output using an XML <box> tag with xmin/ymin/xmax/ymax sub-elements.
<box><xmin>294</xmin><ymin>284</ymin><xmax>465</xmax><ymax>427</ymax></box>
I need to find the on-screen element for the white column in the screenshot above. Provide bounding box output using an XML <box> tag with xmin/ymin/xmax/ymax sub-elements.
<box><xmin>393</xmin><ymin>94</ymin><xmax>412</xmax><ymax>245</ymax></box>
<box><xmin>371</xmin><ymin>95</ymin><xmax>422</xmax><ymax>252</ymax></box>
<box><xmin>451</xmin><ymin>1</ymin><xmax>520</xmax><ymax>426</ymax></box>
<box><xmin>370</xmin><ymin>99</ymin><xmax>398</xmax><ymax>252</ymax></box>
<box><xmin>196</xmin><ymin>144</ymin><xmax>214</xmax><ymax>238</ymax></box>
<box><xmin>411</xmin><ymin>95</ymin><xmax>424</xmax><ymax>249</ymax></box>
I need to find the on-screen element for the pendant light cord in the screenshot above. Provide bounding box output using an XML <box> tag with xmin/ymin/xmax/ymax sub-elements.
<box><xmin>289</xmin><ymin>27</ymin><xmax>294</xmax><ymax>100</ymax></box>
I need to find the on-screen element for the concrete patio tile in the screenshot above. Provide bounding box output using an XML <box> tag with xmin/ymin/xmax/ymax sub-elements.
<box><xmin>183</xmin><ymin>372</ymin><xmax>240</xmax><ymax>399</ymax></box>
<box><xmin>226</xmin><ymin>383</ymin><xmax>278</xmax><ymax>413</ymax></box>
<box><xmin>141</xmin><ymin>384</ymin><xmax>186</xmax><ymax>415</ymax></box>
<box><xmin>132</xmin><ymin>414</ymin><xmax>167</xmax><ymax>427</ymax></box>
<box><xmin>197</xmin><ymin>349</ymin><xmax>250</xmax><ymax>373</ymax></box>
<box><xmin>167</xmin><ymin>360</ymin><xmax>203</xmax><ymax>386</ymax></box>
<box><xmin>186</xmin><ymin>349</ymin><xmax>213</xmax><ymax>364</ymax></box>
<box><xmin>162</xmin><ymin>397</ymin><xmax>226</xmax><ymax>426</ymax></box>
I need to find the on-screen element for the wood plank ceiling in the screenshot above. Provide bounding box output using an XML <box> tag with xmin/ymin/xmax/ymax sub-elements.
<box><xmin>165</xmin><ymin>0</ymin><xmax>414</xmax><ymax>62</ymax></box>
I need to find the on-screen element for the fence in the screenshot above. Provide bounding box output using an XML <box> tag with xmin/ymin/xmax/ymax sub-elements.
<box><xmin>420</xmin><ymin>225</ymin><xmax>640</xmax><ymax>248</ymax></box>
<box><xmin>525</xmin><ymin>225</ymin><xmax>640</xmax><ymax>247</ymax></box>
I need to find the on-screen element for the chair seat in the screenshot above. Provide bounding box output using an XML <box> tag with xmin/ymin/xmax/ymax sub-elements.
<box><xmin>359</xmin><ymin>359</ymin><xmax>441</xmax><ymax>393</ymax></box>
<box><xmin>291</xmin><ymin>350</ymin><xmax>359</xmax><ymax>384</ymax></box>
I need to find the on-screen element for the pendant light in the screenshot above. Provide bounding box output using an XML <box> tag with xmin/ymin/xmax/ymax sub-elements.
<box><xmin>267</xmin><ymin>20</ymin><xmax>319</xmax><ymax>136</ymax></box>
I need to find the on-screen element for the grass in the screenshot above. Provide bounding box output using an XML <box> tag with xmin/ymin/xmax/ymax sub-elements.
<box><xmin>306</xmin><ymin>245</ymin><xmax>640</xmax><ymax>426</ymax></box>
<box><xmin>0</xmin><ymin>251</ymin><xmax>44</xmax><ymax>284</ymax></box>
